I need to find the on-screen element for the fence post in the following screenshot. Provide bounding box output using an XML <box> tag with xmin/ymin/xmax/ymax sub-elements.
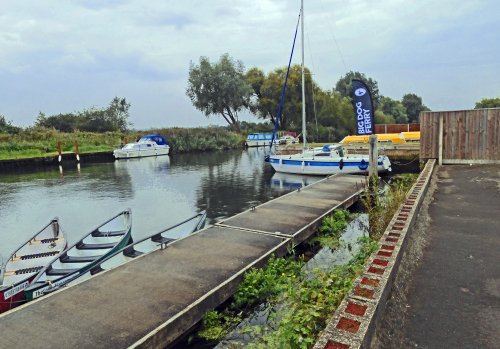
<box><xmin>438</xmin><ymin>114</ymin><xmax>443</xmax><ymax>165</ymax></box>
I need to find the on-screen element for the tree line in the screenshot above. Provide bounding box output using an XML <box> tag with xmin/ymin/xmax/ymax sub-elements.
<box><xmin>186</xmin><ymin>53</ymin><xmax>436</xmax><ymax>141</ymax></box>
<box><xmin>0</xmin><ymin>97</ymin><xmax>131</xmax><ymax>134</ymax></box>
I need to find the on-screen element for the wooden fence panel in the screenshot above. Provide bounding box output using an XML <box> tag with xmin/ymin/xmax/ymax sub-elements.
<box><xmin>420</xmin><ymin>109</ymin><xmax>500</xmax><ymax>162</ymax></box>
<box><xmin>374</xmin><ymin>124</ymin><xmax>420</xmax><ymax>134</ymax></box>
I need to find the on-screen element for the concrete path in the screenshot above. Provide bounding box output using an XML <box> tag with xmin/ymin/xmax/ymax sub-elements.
<box><xmin>376</xmin><ymin>164</ymin><xmax>500</xmax><ymax>348</ymax></box>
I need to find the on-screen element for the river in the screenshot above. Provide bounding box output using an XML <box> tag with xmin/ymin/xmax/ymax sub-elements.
<box><xmin>0</xmin><ymin>148</ymin><xmax>322</xmax><ymax>260</ymax></box>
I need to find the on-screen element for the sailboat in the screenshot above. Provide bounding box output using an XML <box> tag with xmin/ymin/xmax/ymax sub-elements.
<box><xmin>266</xmin><ymin>0</ymin><xmax>391</xmax><ymax>176</ymax></box>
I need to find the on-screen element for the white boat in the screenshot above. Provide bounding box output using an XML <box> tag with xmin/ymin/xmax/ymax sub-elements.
<box><xmin>266</xmin><ymin>1</ymin><xmax>391</xmax><ymax>176</ymax></box>
<box><xmin>273</xmin><ymin>134</ymin><xmax>299</xmax><ymax>145</ymax></box>
<box><xmin>113</xmin><ymin>134</ymin><xmax>170</xmax><ymax>159</ymax></box>
<box><xmin>245</xmin><ymin>133</ymin><xmax>273</xmax><ymax>147</ymax></box>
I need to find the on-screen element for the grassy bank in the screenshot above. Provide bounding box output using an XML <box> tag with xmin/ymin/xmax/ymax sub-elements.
<box><xmin>0</xmin><ymin>127</ymin><xmax>245</xmax><ymax>160</ymax></box>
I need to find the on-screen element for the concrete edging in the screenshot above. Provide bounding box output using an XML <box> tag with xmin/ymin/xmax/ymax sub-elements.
<box><xmin>313</xmin><ymin>159</ymin><xmax>436</xmax><ymax>349</ymax></box>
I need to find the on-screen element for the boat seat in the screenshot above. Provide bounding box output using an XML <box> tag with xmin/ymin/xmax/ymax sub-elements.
<box><xmin>19</xmin><ymin>251</ymin><xmax>60</xmax><ymax>260</ymax></box>
<box><xmin>151</xmin><ymin>236</ymin><xmax>176</xmax><ymax>245</ymax></box>
<box><xmin>60</xmin><ymin>255</ymin><xmax>100</xmax><ymax>263</ymax></box>
<box><xmin>91</xmin><ymin>229</ymin><xmax>127</xmax><ymax>237</ymax></box>
<box><xmin>76</xmin><ymin>242</ymin><xmax>115</xmax><ymax>250</ymax></box>
<box><xmin>46</xmin><ymin>267</ymin><xmax>79</xmax><ymax>276</ymax></box>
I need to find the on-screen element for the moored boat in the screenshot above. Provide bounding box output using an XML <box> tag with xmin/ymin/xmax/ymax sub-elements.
<box><xmin>113</xmin><ymin>134</ymin><xmax>170</xmax><ymax>159</ymax></box>
<box><xmin>52</xmin><ymin>211</ymin><xmax>207</xmax><ymax>291</ymax></box>
<box><xmin>0</xmin><ymin>219</ymin><xmax>66</xmax><ymax>313</ymax></box>
<box><xmin>267</xmin><ymin>144</ymin><xmax>391</xmax><ymax>175</ymax></box>
<box><xmin>245</xmin><ymin>133</ymin><xmax>274</xmax><ymax>147</ymax></box>
<box><xmin>265</xmin><ymin>1</ymin><xmax>392</xmax><ymax>176</ymax></box>
<box><xmin>24</xmin><ymin>210</ymin><xmax>132</xmax><ymax>301</ymax></box>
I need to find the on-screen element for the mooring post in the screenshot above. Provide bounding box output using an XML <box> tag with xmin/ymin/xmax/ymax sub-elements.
<box><xmin>75</xmin><ymin>141</ymin><xmax>80</xmax><ymax>162</ymax></box>
<box><xmin>368</xmin><ymin>134</ymin><xmax>378</xmax><ymax>177</ymax></box>
<box><xmin>57</xmin><ymin>141</ymin><xmax>62</xmax><ymax>163</ymax></box>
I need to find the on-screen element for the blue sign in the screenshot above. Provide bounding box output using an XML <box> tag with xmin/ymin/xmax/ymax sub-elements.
<box><xmin>352</xmin><ymin>79</ymin><xmax>375</xmax><ymax>135</ymax></box>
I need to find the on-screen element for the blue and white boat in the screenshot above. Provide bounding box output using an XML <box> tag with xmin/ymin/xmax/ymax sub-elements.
<box><xmin>245</xmin><ymin>133</ymin><xmax>273</xmax><ymax>147</ymax></box>
<box><xmin>266</xmin><ymin>1</ymin><xmax>391</xmax><ymax>176</ymax></box>
<box><xmin>267</xmin><ymin>144</ymin><xmax>391</xmax><ymax>175</ymax></box>
<box><xmin>113</xmin><ymin>134</ymin><xmax>170</xmax><ymax>159</ymax></box>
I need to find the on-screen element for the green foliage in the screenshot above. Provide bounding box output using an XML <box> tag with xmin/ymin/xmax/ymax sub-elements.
<box><xmin>379</xmin><ymin>96</ymin><xmax>408</xmax><ymax>124</ymax></box>
<box><xmin>474</xmin><ymin>97</ymin><xmax>500</xmax><ymax>109</ymax></box>
<box><xmin>0</xmin><ymin>115</ymin><xmax>21</xmax><ymax>134</ymax></box>
<box><xmin>233</xmin><ymin>257</ymin><xmax>304</xmax><ymax>308</ymax></box>
<box><xmin>362</xmin><ymin>174</ymin><xmax>418</xmax><ymax>239</ymax></box>
<box><xmin>150</xmin><ymin>126</ymin><xmax>244</xmax><ymax>153</ymax></box>
<box><xmin>308</xmin><ymin>90</ymin><xmax>355</xmax><ymax>142</ymax></box>
<box><xmin>0</xmin><ymin>127</ymin><xmax>244</xmax><ymax>160</ymax></box>
<box><xmin>314</xmin><ymin>209</ymin><xmax>351</xmax><ymax>249</ymax></box>
<box><xmin>244</xmin><ymin>237</ymin><xmax>378</xmax><ymax>349</ymax></box>
<box><xmin>0</xmin><ymin>130</ymin><xmax>122</xmax><ymax>160</ymax></box>
<box><xmin>197</xmin><ymin>208</ymin><xmax>381</xmax><ymax>348</ymax></box>
<box><xmin>246</xmin><ymin>65</ymin><xmax>317</xmax><ymax>131</ymax></box>
<box><xmin>401</xmin><ymin>93</ymin><xmax>430</xmax><ymax>123</ymax></box>
<box><xmin>186</xmin><ymin>53</ymin><xmax>253</xmax><ymax>132</ymax></box>
<box><xmin>198</xmin><ymin>256</ymin><xmax>304</xmax><ymax>341</ymax></box>
<box><xmin>35</xmin><ymin>97</ymin><xmax>131</xmax><ymax>132</ymax></box>
<box><xmin>335</xmin><ymin>71</ymin><xmax>381</xmax><ymax>108</ymax></box>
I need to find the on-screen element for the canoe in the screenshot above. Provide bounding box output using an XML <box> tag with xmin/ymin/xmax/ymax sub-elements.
<box><xmin>24</xmin><ymin>209</ymin><xmax>132</xmax><ymax>301</ymax></box>
<box><xmin>42</xmin><ymin>211</ymin><xmax>207</xmax><ymax>293</ymax></box>
<box><xmin>0</xmin><ymin>219</ymin><xmax>67</xmax><ymax>313</ymax></box>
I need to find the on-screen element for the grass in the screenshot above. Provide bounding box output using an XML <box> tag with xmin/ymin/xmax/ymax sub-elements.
<box><xmin>0</xmin><ymin>127</ymin><xmax>245</xmax><ymax>160</ymax></box>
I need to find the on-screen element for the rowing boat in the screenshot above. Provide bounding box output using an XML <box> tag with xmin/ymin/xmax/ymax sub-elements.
<box><xmin>50</xmin><ymin>211</ymin><xmax>207</xmax><ymax>292</ymax></box>
<box><xmin>24</xmin><ymin>209</ymin><xmax>132</xmax><ymax>301</ymax></box>
<box><xmin>0</xmin><ymin>219</ymin><xmax>67</xmax><ymax>313</ymax></box>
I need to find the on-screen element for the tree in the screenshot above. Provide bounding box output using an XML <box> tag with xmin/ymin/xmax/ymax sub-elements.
<box><xmin>0</xmin><ymin>115</ymin><xmax>21</xmax><ymax>134</ymax></box>
<box><xmin>401</xmin><ymin>93</ymin><xmax>430</xmax><ymax>123</ymax></box>
<box><xmin>246</xmin><ymin>64</ymin><xmax>317</xmax><ymax>131</ymax></box>
<box><xmin>186</xmin><ymin>53</ymin><xmax>252</xmax><ymax>133</ymax></box>
<box><xmin>474</xmin><ymin>97</ymin><xmax>500</xmax><ymax>109</ymax></box>
<box><xmin>335</xmin><ymin>71</ymin><xmax>381</xmax><ymax>108</ymax></box>
<box><xmin>379</xmin><ymin>96</ymin><xmax>408</xmax><ymax>124</ymax></box>
<box><xmin>34</xmin><ymin>97</ymin><xmax>131</xmax><ymax>132</ymax></box>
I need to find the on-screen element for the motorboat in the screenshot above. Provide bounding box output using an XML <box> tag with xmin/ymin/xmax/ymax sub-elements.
<box><xmin>113</xmin><ymin>134</ymin><xmax>170</xmax><ymax>159</ymax></box>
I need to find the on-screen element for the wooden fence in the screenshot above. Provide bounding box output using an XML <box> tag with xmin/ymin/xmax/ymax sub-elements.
<box><xmin>375</xmin><ymin>123</ymin><xmax>420</xmax><ymax>134</ymax></box>
<box><xmin>420</xmin><ymin>109</ymin><xmax>500</xmax><ymax>163</ymax></box>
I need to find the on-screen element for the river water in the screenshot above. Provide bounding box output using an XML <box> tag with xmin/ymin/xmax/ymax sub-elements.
<box><xmin>0</xmin><ymin>148</ymin><xmax>322</xmax><ymax>261</ymax></box>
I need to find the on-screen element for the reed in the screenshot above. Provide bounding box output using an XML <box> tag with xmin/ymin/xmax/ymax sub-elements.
<box><xmin>0</xmin><ymin>127</ymin><xmax>244</xmax><ymax>160</ymax></box>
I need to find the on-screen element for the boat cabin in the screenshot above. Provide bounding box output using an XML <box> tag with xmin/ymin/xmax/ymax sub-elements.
<box><xmin>139</xmin><ymin>134</ymin><xmax>168</xmax><ymax>145</ymax></box>
<box><xmin>245</xmin><ymin>133</ymin><xmax>273</xmax><ymax>147</ymax></box>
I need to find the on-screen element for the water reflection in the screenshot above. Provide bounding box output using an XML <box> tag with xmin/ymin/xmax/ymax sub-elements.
<box><xmin>0</xmin><ymin>149</ymin><xmax>294</xmax><ymax>259</ymax></box>
<box><xmin>270</xmin><ymin>173</ymin><xmax>322</xmax><ymax>190</ymax></box>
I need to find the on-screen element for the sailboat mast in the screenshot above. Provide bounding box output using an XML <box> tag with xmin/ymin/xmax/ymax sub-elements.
<box><xmin>300</xmin><ymin>0</ymin><xmax>306</xmax><ymax>148</ymax></box>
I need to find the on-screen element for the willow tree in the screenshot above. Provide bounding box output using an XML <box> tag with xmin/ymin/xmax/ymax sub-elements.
<box><xmin>186</xmin><ymin>53</ymin><xmax>252</xmax><ymax>133</ymax></box>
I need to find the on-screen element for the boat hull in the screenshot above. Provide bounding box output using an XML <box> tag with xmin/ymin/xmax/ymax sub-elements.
<box><xmin>0</xmin><ymin>276</ymin><xmax>36</xmax><ymax>313</ymax></box>
<box><xmin>24</xmin><ymin>210</ymin><xmax>132</xmax><ymax>301</ymax></box>
<box><xmin>268</xmin><ymin>155</ymin><xmax>391</xmax><ymax>175</ymax></box>
<box><xmin>113</xmin><ymin>146</ymin><xmax>170</xmax><ymax>159</ymax></box>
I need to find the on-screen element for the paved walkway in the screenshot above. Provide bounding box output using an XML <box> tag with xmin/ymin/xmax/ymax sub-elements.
<box><xmin>378</xmin><ymin>164</ymin><xmax>500</xmax><ymax>348</ymax></box>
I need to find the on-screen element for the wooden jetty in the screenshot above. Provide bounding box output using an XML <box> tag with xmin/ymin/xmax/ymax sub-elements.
<box><xmin>0</xmin><ymin>174</ymin><xmax>365</xmax><ymax>349</ymax></box>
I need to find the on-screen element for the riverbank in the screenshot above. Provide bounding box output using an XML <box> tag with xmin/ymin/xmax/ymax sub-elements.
<box><xmin>0</xmin><ymin>127</ymin><xmax>245</xmax><ymax>160</ymax></box>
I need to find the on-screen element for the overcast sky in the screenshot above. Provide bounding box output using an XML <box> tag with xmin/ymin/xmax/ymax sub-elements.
<box><xmin>1</xmin><ymin>0</ymin><xmax>499</xmax><ymax>129</ymax></box>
